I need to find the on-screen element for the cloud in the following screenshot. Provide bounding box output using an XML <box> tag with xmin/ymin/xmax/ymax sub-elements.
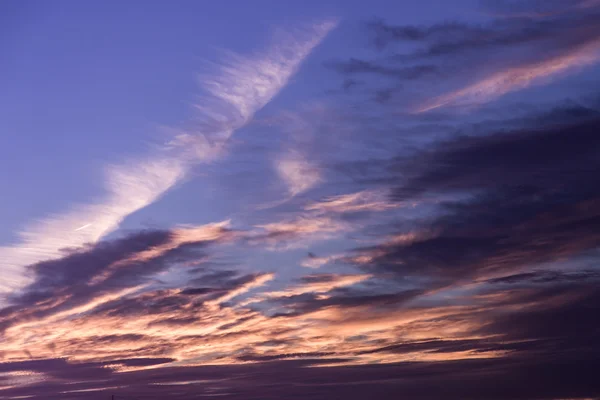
<box><xmin>249</xmin><ymin>215</ymin><xmax>349</xmax><ymax>250</ymax></box>
<box><xmin>204</xmin><ymin>272</ymin><xmax>274</xmax><ymax>307</ymax></box>
<box><xmin>346</xmin><ymin>104</ymin><xmax>600</xmax><ymax>285</ymax></box>
<box><xmin>0</xmin><ymin>223</ymin><xmax>487</xmax><ymax>371</ymax></box>
<box><xmin>275</xmin><ymin>150</ymin><xmax>323</xmax><ymax>197</ymax></box>
<box><xmin>247</xmin><ymin>190</ymin><xmax>405</xmax><ymax>252</ymax></box>
<box><xmin>475</xmin><ymin>278</ymin><xmax>600</xmax><ymax>346</ymax></box>
<box><xmin>413</xmin><ymin>39</ymin><xmax>600</xmax><ymax>112</ymax></box>
<box><xmin>0</xmin><ymin>159</ymin><xmax>185</xmax><ymax>295</ymax></box>
<box><xmin>0</xmin><ymin>19</ymin><xmax>338</xmax><ymax>296</ymax></box>
<box><xmin>305</xmin><ymin>190</ymin><xmax>400</xmax><ymax>214</ymax></box>
<box><xmin>0</xmin><ymin>353</ymin><xmax>598</xmax><ymax>400</ymax></box>
<box><xmin>300</xmin><ymin>252</ymin><xmax>343</xmax><ymax>268</ymax></box>
<box><xmin>88</xmin><ymin>220</ymin><xmax>232</xmax><ymax>285</ymax></box>
<box><xmin>483</xmin><ymin>0</ymin><xmax>600</xmax><ymax>18</ymax></box>
<box><xmin>331</xmin><ymin>5</ymin><xmax>600</xmax><ymax>110</ymax></box>
<box><xmin>239</xmin><ymin>273</ymin><xmax>370</xmax><ymax>307</ymax></box>
<box><xmin>330</xmin><ymin>58</ymin><xmax>441</xmax><ymax>80</ymax></box>
<box><xmin>0</xmin><ymin>218</ymin><xmax>599</xmax><ymax>399</ymax></box>
<box><xmin>0</xmin><ymin>224</ymin><xmax>414</xmax><ymax>373</ymax></box>
<box><xmin>0</xmin><ymin>221</ymin><xmax>232</xmax><ymax>336</ymax></box>
<box><xmin>368</xmin><ymin>6</ymin><xmax>600</xmax><ymax>56</ymax></box>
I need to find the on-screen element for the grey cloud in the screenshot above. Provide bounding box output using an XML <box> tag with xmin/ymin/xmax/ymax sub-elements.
<box><xmin>351</xmin><ymin>105</ymin><xmax>600</xmax><ymax>282</ymax></box>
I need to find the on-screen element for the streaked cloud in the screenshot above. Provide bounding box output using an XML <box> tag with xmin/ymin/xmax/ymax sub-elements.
<box><xmin>300</xmin><ymin>253</ymin><xmax>343</xmax><ymax>268</ymax></box>
<box><xmin>305</xmin><ymin>190</ymin><xmax>399</xmax><ymax>213</ymax></box>
<box><xmin>88</xmin><ymin>220</ymin><xmax>232</xmax><ymax>285</ymax></box>
<box><xmin>250</xmin><ymin>215</ymin><xmax>349</xmax><ymax>250</ymax></box>
<box><xmin>239</xmin><ymin>273</ymin><xmax>370</xmax><ymax>307</ymax></box>
<box><xmin>414</xmin><ymin>39</ymin><xmax>600</xmax><ymax>112</ymax></box>
<box><xmin>0</xmin><ymin>158</ymin><xmax>185</xmax><ymax>294</ymax></box>
<box><xmin>0</xmin><ymin>20</ymin><xmax>338</xmax><ymax>295</ymax></box>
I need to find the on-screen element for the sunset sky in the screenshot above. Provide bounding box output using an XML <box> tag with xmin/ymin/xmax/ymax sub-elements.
<box><xmin>1</xmin><ymin>0</ymin><xmax>600</xmax><ymax>399</ymax></box>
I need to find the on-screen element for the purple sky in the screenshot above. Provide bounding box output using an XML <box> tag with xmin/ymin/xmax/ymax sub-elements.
<box><xmin>1</xmin><ymin>1</ymin><xmax>600</xmax><ymax>399</ymax></box>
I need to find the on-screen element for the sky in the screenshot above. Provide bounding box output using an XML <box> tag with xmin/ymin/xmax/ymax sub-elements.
<box><xmin>1</xmin><ymin>0</ymin><xmax>600</xmax><ymax>399</ymax></box>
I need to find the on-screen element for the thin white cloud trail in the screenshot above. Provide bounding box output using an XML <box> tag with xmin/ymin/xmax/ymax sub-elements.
<box><xmin>0</xmin><ymin>19</ymin><xmax>338</xmax><ymax>295</ymax></box>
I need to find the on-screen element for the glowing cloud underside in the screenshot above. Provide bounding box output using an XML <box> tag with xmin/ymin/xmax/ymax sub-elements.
<box><xmin>0</xmin><ymin>20</ymin><xmax>338</xmax><ymax>295</ymax></box>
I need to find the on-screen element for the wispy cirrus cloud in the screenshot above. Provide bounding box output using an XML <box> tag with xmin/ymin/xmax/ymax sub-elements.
<box><xmin>305</xmin><ymin>190</ymin><xmax>399</xmax><ymax>214</ymax></box>
<box><xmin>332</xmin><ymin>4</ymin><xmax>600</xmax><ymax>112</ymax></box>
<box><xmin>275</xmin><ymin>150</ymin><xmax>323</xmax><ymax>197</ymax></box>
<box><xmin>248</xmin><ymin>189</ymin><xmax>404</xmax><ymax>251</ymax></box>
<box><xmin>414</xmin><ymin>39</ymin><xmax>600</xmax><ymax>112</ymax></box>
<box><xmin>0</xmin><ymin>19</ymin><xmax>338</xmax><ymax>296</ymax></box>
<box><xmin>249</xmin><ymin>215</ymin><xmax>349</xmax><ymax>250</ymax></box>
<box><xmin>0</xmin><ymin>158</ymin><xmax>185</xmax><ymax>295</ymax></box>
<box><xmin>239</xmin><ymin>273</ymin><xmax>370</xmax><ymax>307</ymax></box>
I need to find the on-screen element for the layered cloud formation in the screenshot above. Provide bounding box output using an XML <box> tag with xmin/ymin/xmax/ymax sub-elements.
<box><xmin>1</xmin><ymin>1</ymin><xmax>600</xmax><ymax>399</ymax></box>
